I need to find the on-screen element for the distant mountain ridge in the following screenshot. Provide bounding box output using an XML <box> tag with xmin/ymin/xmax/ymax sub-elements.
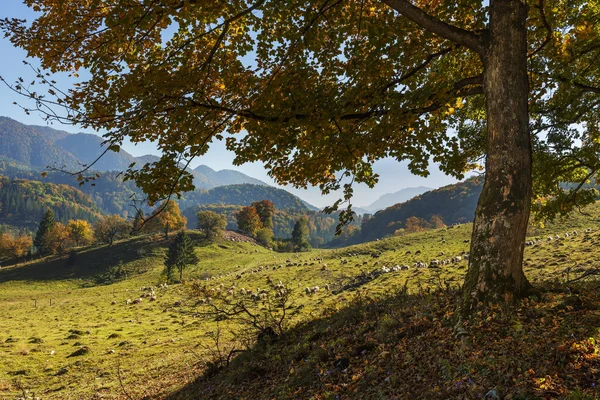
<box><xmin>362</xmin><ymin>186</ymin><xmax>433</xmax><ymax>212</ymax></box>
<box><xmin>0</xmin><ymin>116</ymin><xmax>269</xmax><ymax>190</ymax></box>
<box><xmin>192</xmin><ymin>165</ymin><xmax>268</xmax><ymax>189</ymax></box>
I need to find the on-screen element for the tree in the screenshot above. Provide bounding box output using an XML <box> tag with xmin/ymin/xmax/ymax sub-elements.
<box><xmin>44</xmin><ymin>222</ymin><xmax>71</xmax><ymax>255</ymax></box>
<box><xmin>405</xmin><ymin>216</ymin><xmax>428</xmax><ymax>233</ymax></box>
<box><xmin>4</xmin><ymin>1</ymin><xmax>600</xmax><ymax>315</ymax></box>
<box><xmin>131</xmin><ymin>209</ymin><xmax>145</xmax><ymax>234</ymax></box>
<box><xmin>68</xmin><ymin>219</ymin><xmax>94</xmax><ymax>247</ymax></box>
<box><xmin>429</xmin><ymin>215</ymin><xmax>446</xmax><ymax>229</ymax></box>
<box><xmin>252</xmin><ymin>200</ymin><xmax>275</xmax><ymax>229</ymax></box>
<box><xmin>197</xmin><ymin>210</ymin><xmax>227</xmax><ymax>239</ymax></box>
<box><xmin>255</xmin><ymin>227</ymin><xmax>274</xmax><ymax>248</ymax></box>
<box><xmin>0</xmin><ymin>232</ymin><xmax>32</xmax><ymax>261</ymax></box>
<box><xmin>164</xmin><ymin>231</ymin><xmax>198</xmax><ymax>283</ymax></box>
<box><xmin>236</xmin><ymin>206</ymin><xmax>262</xmax><ymax>237</ymax></box>
<box><xmin>291</xmin><ymin>218</ymin><xmax>311</xmax><ymax>252</ymax></box>
<box><xmin>33</xmin><ymin>209</ymin><xmax>55</xmax><ymax>256</ymax></box>
<box><xmin>148</xmin><ymin>200</ymin><xmax>187</xmax><ymax>238</ymax></box>
<box><xmin>94</xmin><ymin>215</ymin><xmax>130</xmax><ymax>246</ymax></box>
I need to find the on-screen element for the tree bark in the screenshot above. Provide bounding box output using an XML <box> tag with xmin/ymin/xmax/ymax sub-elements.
<box><xmin>460</xmin><ymin>0</ymin><xmax>532</xmax><ymax>316</ymax></box>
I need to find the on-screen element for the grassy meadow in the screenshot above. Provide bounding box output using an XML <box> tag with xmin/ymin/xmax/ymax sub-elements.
<box><xmin>1</xmin><ymin>205</ymin><xmax>600</xmax><ymax>399</ymax></box>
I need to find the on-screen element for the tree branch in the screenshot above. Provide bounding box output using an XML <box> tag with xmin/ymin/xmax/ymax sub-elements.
<box><xmin>380</xmin><ymin>0</ymin><xmax>486</xmax><ymax>56</ymax></box>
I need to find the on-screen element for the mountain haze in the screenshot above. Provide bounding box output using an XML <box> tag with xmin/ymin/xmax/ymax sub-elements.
<box><xmin>362</xmin><ymin>186</ymin><xmax>433</xmax><ymax>212</ymax></box>
<box><xmin>0</xmin><ymin>116</ymin><xmax>269</xmax><ymax>190</ymax></box>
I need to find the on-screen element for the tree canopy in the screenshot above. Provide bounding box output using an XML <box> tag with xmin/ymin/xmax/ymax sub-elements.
<box><xmin>196</xmin><ymin>210</ymin><xmax>227</xmax><ymax>239</ymax></box>
<box><xmin>2</xmin><ymin>0</ymin><xmax>600</xmax><ymax>314</ymax></box>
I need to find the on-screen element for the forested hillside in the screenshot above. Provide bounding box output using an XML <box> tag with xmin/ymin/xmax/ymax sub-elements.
<box><xmin>54</xmin><ymin>133</ymin><xmax>138</xmax><ymax>172</ymax></box>
<box><xmin>188</xmin><ymin>184</ymin><xmax>312</xmax><ymax>211</ymax></box>
<box><xmin>0</xmin><ymin>117</ymin><xmax>79</xmax><ymax>170</ymax></box>
<box><xmin>0</xmin><ymin>175</ymin><xmax>102</xmax><ymax>230</ymax></box>
<box><xmin>358</xmin><ymin>177</ymin><xmax>483</xmax><ymax>242</ymax></box>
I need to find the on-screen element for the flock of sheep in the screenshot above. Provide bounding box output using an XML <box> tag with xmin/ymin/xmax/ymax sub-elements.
<box><xmin>525</xmin><ymin>228</ymin><xmax>593</xmax><ymax>246</ymax></box>
<box><xmin>116</xmin><ymin>226</ymin><xmax>596</xmax><ymax>308</ymax></box>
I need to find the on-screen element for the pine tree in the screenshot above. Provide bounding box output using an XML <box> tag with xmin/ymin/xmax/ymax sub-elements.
<box><xmin>34</xmin><ymin>209</ymin><xmax>56</xmax><ymax>256</ymax></box>
<box><xmin>164</xmin><ymin>231</ymin><xmax>198</xmax><ymax>283</ymax></box>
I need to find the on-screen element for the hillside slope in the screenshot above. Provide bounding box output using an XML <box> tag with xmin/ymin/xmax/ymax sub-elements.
<box><xmin>0</xmin><ymin>117</ymin><xmax>79</xmax><ymax>170</ymax></box>
<box><xmin>359</xmin><ymin>177</ymin><xmax>483</xmax><ymax>242</ymax></box>
<box><xmin>54</xmin><ymin>133</ymin><xmax>138</xmax><ymax>172</ymax></box>
<box><xmin>0</xmin><ymin>175</ymin><xmax>103</xmax><ymax>229</ymax></box>
<box><xmin>186</xmin><ymin>184</ymin><xmax>313</xmax><ymax>211</ymax></box>
<box><xmin>1</xmin><ymin>204</ymin><xmax>600</xmax><ymax>398</ymax></box>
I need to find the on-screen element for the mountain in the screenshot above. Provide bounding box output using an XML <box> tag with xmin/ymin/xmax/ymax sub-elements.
<box><xmin>185</xmin><ymin>184</ymin><xmax>313</xmax><ymax>211</ymax></box>
<box><xmin>0</xmin><ymin>116</ymin><xmax>271</xmax><ymax>190</ymax></box>
<box><xmin>0</xmin><ymin>116</ymin><xmax>79</xmax><ymax>170</ymax></box>
<box><xmin>54</xmin><ymin>133</ymin><xmax>138</xmax><ymax>172</ymax></box>
<box><xmin>191</xmin><ymin>165</ymin><xmax>269</xmax><ymax>188</ymax></box>
<box><xmin>357</xmin><ymin>177</ymin><xmax>483</xmax><ymax>242</ymax></box>
<box><xmin>135</xmin><ymin>154</ymin><xmax>161</xmax><ymax>165</ymax></box>
<box><xmin>362</xmin><ymin>186</ymin><xmax>433</xmax><ymax>212</ymax></box>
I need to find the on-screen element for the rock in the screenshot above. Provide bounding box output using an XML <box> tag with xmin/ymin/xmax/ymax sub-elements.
<box><xmin>55</xmin><ymin>367</ymin><xmax>69</xmax><ymax>376</ymax></box>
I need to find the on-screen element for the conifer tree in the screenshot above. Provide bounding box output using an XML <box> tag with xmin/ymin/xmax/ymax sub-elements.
<box><xmin>33</xmin><ymin>209</ymin><xmax>56</xmax><ymax>256</ymax></box>
<box><xmin>164</xmin><ymin>231</ymin><xmax>198</xmax><ymax>283</ymax></box>
<box><xmin>291</xmin><ymin>218</ymin><xmax>310</xmax><ymax>253</ymax></box>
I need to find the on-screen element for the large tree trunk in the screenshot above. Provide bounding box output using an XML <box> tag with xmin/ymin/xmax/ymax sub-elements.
<box><xmin>460</xmin><ymin>0</ymin><xmax>532</xmax><ymax>316</ymax></box>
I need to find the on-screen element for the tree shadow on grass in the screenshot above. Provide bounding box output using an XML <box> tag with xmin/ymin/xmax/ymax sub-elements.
<box><xmin>0</xmin><ymin>231</ymin><xmax>225</xmax><ymax>285</ymax></box>
<box><xmin>0</xmin><ymin>235</ymin><xmax>173</xmax><ymax>283</ymax></box>
<box><xmin>163</xmin><ymin>283</ymin><xmax>600</xmax><ymax>400</ymax></box>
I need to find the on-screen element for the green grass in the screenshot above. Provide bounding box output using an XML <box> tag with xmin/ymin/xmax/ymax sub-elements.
<box><xmin>1</xmin><ymin>204</ymin><xmax>600</xmax><ymax>399</ymax></box>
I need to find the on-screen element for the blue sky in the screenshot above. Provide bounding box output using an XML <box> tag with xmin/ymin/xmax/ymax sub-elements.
<box><xmin>0</xmin><ymin>2</ymin><xmax>462</xmax><ymax>208</ymax></box>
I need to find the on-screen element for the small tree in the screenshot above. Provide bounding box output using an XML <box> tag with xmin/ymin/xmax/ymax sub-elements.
<box><xmin>197</xmin><ymin>210</ymin><xmax>227</xmax><ymax>239</ymax></box>
<box><xmin>131</xmin><ymin>208</ymin><xmax>145</xmax><ymax>234</ymax></box>
<box><xmin>291</xmin><ymin>218</ymin><xmax>310</xmax><ymax>252</ymax></box>
<box><xmin>255</xmin><ymin>227</ymin><xmax>274</xmax><ymax>248</ymax></box>
<box><xmin>68</xmin><ymin>219</ymin><xmax>94</xmax><ymax>246</ymax></box>
<box><xmin>149</xmin><ymin>200</ymin><xmax>187</xmax><ymax>238</ymax></box>
<box><xmin>405</xmin><ymin>216</ymin><xmax>428</xmax><ymax>234</ymax></box>
<box><xmin>94</xmin><ymin>215</ymin><xmax>130</xmax><ymax>246</ymax></box>
<box><xmin>34</xmin><ymin>209</ymin><xmax>56</xmax><ymax>256</ymax></box>
<box><xmin>44</xmin><ymin>222</ymin><xmax>71</xmax><ymax>255</ymax></box>
<box><xmin>429</xmin><ymin>215</ymin><xmax>446</xmax><ymax>229</ymax></box>
<box><xmin>164</xmin><ymin>231</ymin><xmax>198</xmax><ymax>283</ymax></box>
<box><xmin>0</xmin><ymin>232</ymin><xmax>32</xmax><ymax>261</ymax></box>
<box><xmin>236</xmin><ymin>206</ymin><xmax>261</xmax><ymax>237</ymax></box>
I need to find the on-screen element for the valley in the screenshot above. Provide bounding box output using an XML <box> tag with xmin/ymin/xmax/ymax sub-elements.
<box><xmin>1</xmin><ymin>204</ymin><xmax>599</xmax><ymax>399</ymax></box>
